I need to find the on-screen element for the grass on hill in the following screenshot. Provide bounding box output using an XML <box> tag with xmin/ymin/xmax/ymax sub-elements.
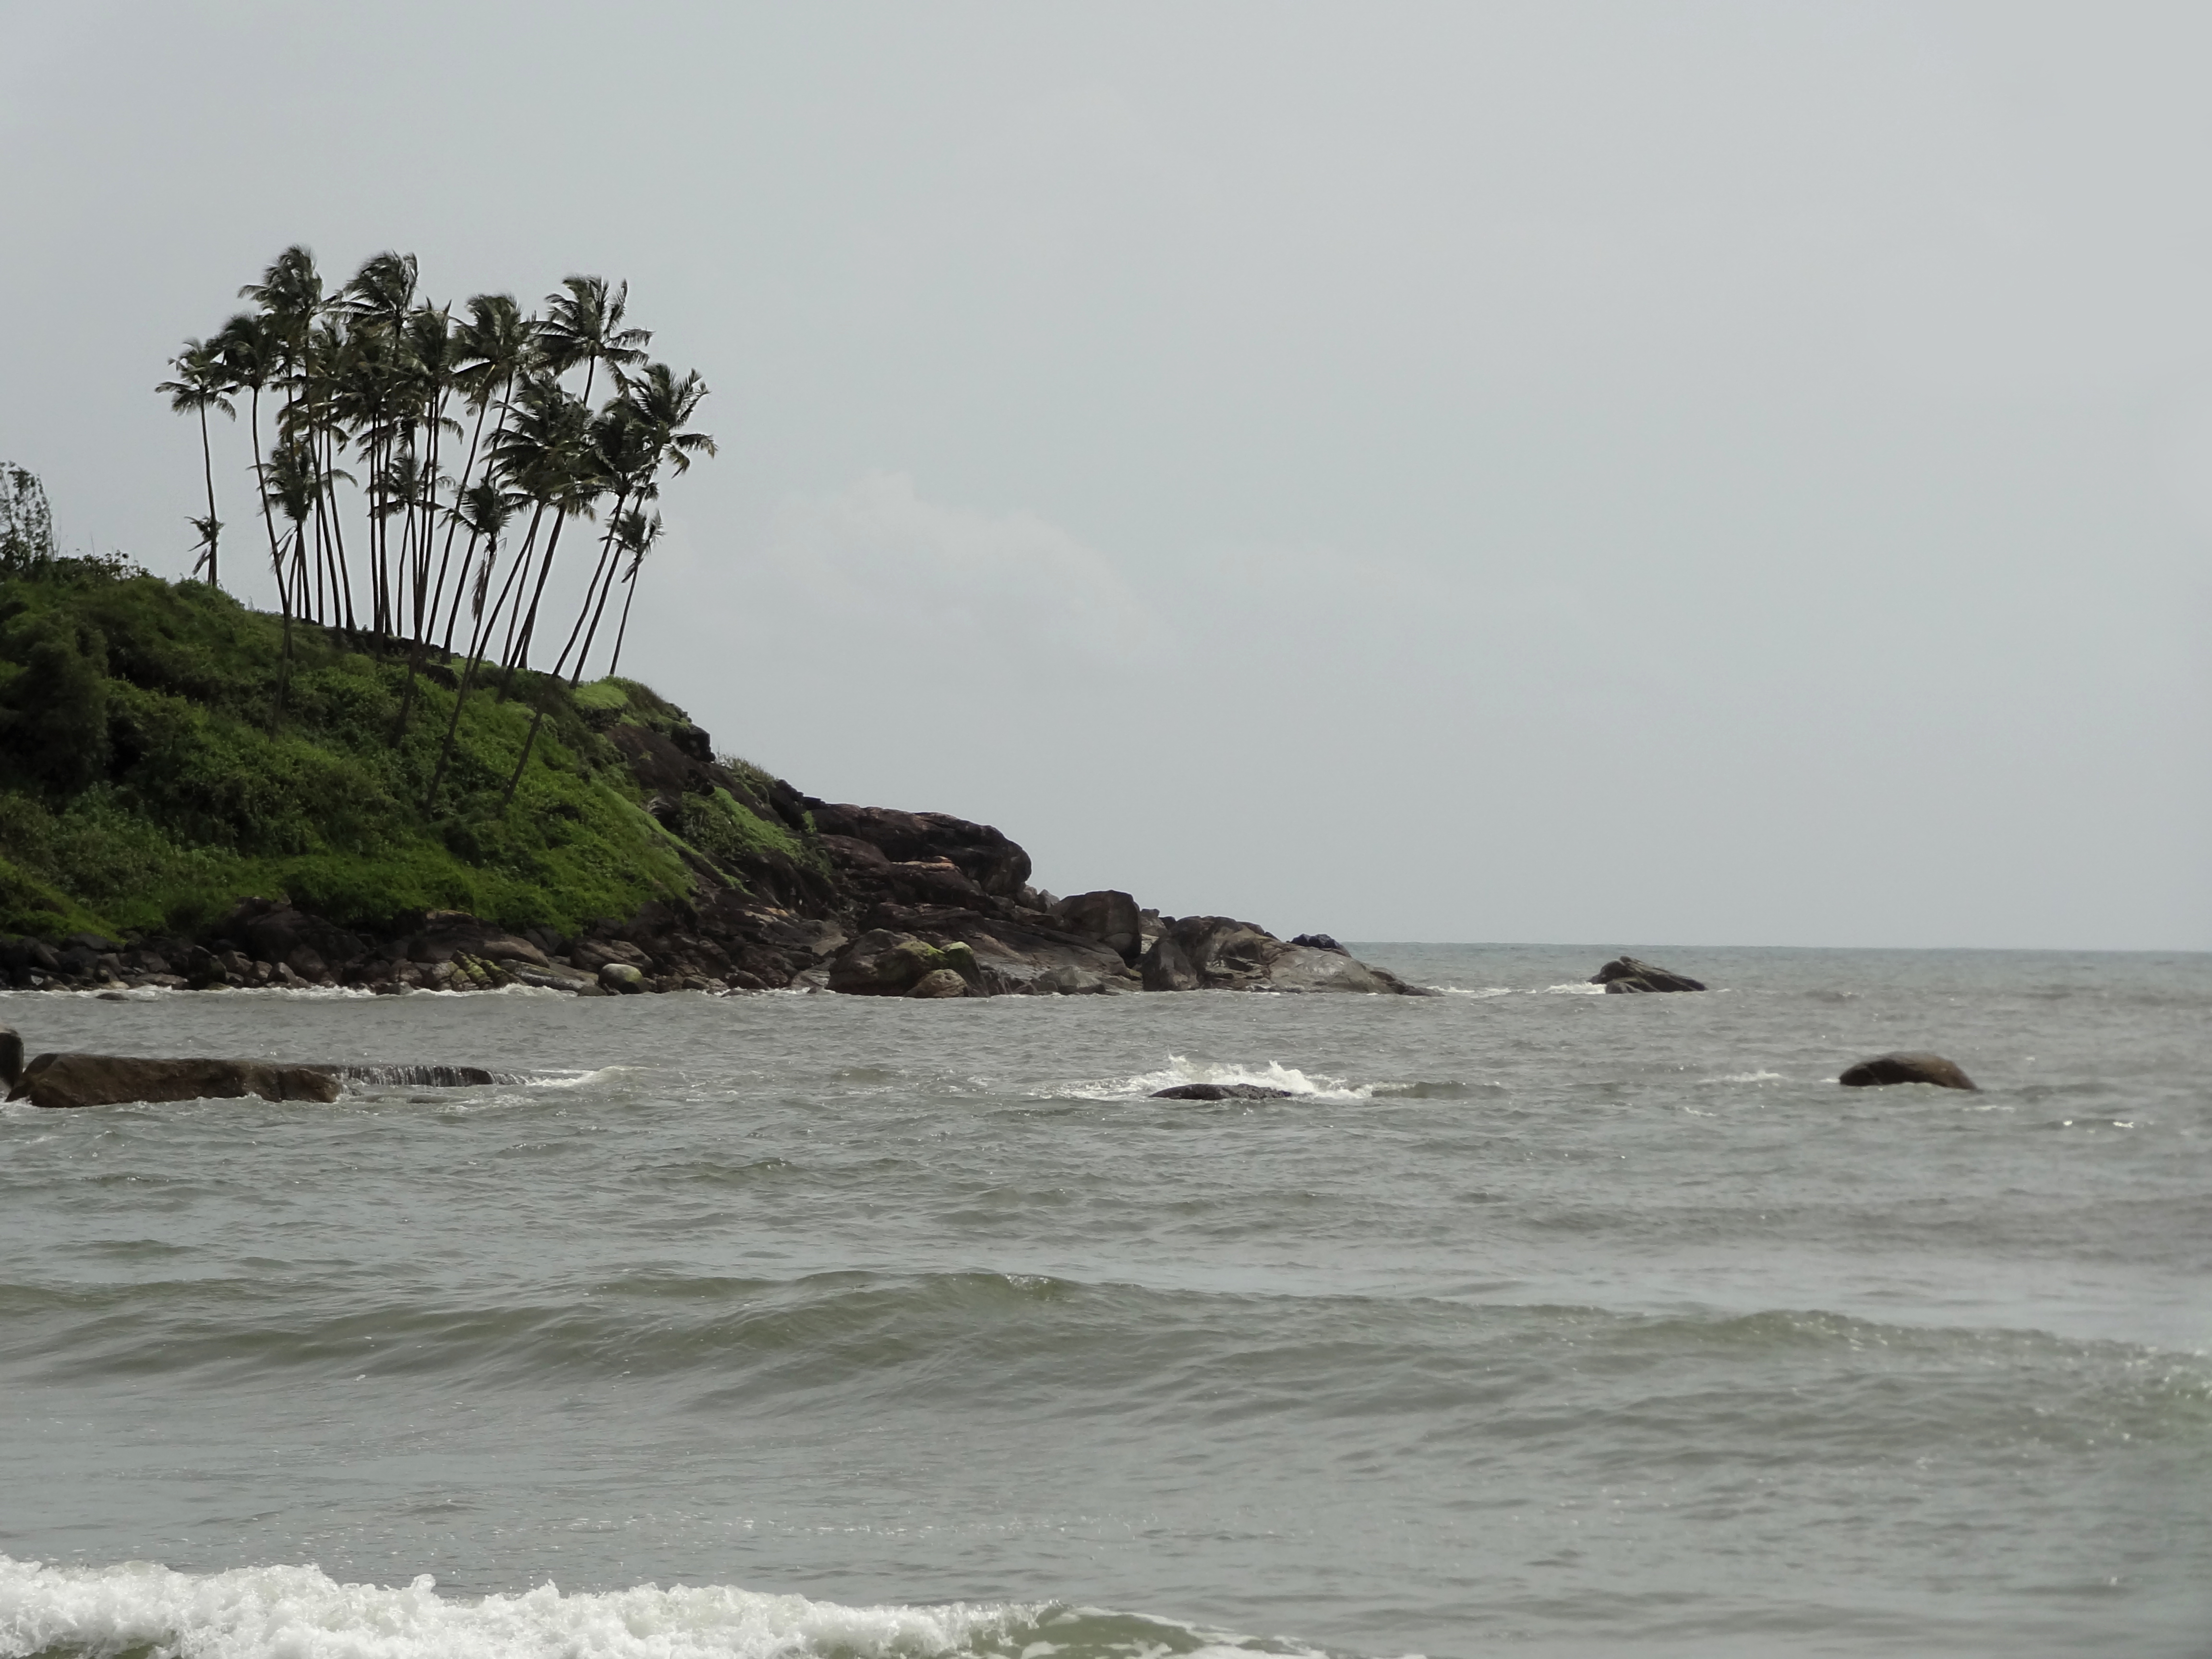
<box><xmin>0</xmin><ymin>563</ymin><xmax>815</xmax><ymax>942</ymax></box>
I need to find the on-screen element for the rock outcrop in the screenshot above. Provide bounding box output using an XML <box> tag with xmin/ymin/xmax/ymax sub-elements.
<box><xmin>0</xmin><ymin>697</ymin><xmax>1420</xmax><ymax>1000</ymax></box>
<box><xmin>1151</xmin><ymin>1082</ymin><xmax>1293</xmax><ymax>1100</ymax></box>
<box><xmin>1590</xmin><ymin>956</ymin><xmax>1707</xmax><ymax>994</ymax></box>
<box><xmin>1838</xmin><ymin>1052</ymin><xmax>1979</xmax><ymax>1091</ymax></box>
<box><xmin>1138</xmin><ymin>917</ymin><xmax>1426</xmax><ymax>995</ymax></box>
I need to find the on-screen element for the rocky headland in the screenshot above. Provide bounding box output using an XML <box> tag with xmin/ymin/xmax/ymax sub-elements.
<box><xmin>0</xmin><ymin>569</ymin><xmax>1419</xmax><ymax>1001</ymax></box>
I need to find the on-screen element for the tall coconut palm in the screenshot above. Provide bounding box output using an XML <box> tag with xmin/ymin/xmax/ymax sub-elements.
<box><xmin>554</xmin><ymin>403</ymin><xmax>659</xmax><ymax>683</ymax></box>
<box><xmin>488</xmin><ymin>371</ymin><xmax>599</xmax><ymax>693</ymax></box>
<box><xmin>425</xmin><ymin>476</ymin><xmax>521</xmax><ymax>808</ymax></box>
<box><xmin>538</xmin><ymin>275</ymin><xmax>649</xmax><ymax>403</ymax></box>
<box><xmin>605</xmin><ymin>509</ymin><xmax>664</xmax><ymax>680</ymax></box>
<box><xmin>342</xmin><ymin>252</ymin><xmax>421</xmax><ymax>636</ymax></box>
<box><xmin>568</xmin><ymin>363</ymin><xmax>714</xmax><ymax>680</ymax></box>
<box><xmin>434</xmin><ymin>293</ymin><xmax>535</xmax><ymax>652</ymax></box>
<box><xmin>264</xmin><ymin>434</ymin><xmax>322</xmax><ymax>712</ymax></box>
<box><xmin>214</xmin><ymin>312</ymin><xmax>286</xmax><ymax>593</ymax></box>
<box><xmin>156</xmin><ymin>338</ymin><xmax>235</xmax><ymax>586</ymax></box>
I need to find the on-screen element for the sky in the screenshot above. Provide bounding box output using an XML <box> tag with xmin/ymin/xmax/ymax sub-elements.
<box><xmin>2</xmin><ymin>0</ymin><xmax>2207</xmax><ymax>949</ymax></box>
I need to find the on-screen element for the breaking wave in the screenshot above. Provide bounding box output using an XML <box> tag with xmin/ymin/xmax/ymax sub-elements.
<box><xmin>0</xmin><ymin>1558</ymin><xmax>1336</xmax><ymax>1659</ymax></box>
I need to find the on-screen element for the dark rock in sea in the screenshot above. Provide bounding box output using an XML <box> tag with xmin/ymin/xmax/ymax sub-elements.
<box><xmin>1151</xmin><ymin>1082</ymin><xmax>1294</xmax><ymax>1100</ymax></box>
<box><xmin>599</xmin><ymin>962</ymin><xmax>647</xmax><ymax>994</ymax></box>
<box><xmin>1289</xmin><ymin>933</ymin><xmax>1346</xmax><ymax>953</ymax></box>
<box><xmin>4</xmin><ymin>1049</ymin><xmax>343</xmax><ymax>1109</ymax></box>
<box><xmin>1591</xmin><ymin>956</ymin><xmax>1707</xmax><ymax>993</ymax></box>
<box><xmin>1056</xmin><ymin>890</ymin><xmax>1143</xmax><ymax>962</ymax></box>
<box><xmin>1838</xmin><ymin>1052</ymin><xmax>1979</xmax><ymax>1091</ymax></box>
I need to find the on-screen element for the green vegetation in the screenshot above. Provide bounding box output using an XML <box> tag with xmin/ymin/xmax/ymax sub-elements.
<box><xmin>0</xmin><ymin>561</ymin><xmax>805</xmax><ymax>942</ymax></box>
<box><xmin>156</xmin><ymin>244</ymin><xmax>714</xmax><ymax>803</ymax></box>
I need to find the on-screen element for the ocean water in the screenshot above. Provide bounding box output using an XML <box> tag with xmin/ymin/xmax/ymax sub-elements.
<box><xmin>0</xmin><ymin>944</ymin><xmax>2206</xmax><ymax>1659</ymax></box>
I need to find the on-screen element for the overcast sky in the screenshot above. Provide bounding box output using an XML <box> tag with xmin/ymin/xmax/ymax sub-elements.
<box><xmin>4</xmin><ymin>1</ymin><xmax>2208</xmax><ymax>949</ymax></box>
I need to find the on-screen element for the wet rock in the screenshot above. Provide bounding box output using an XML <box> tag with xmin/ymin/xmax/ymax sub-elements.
<box><xmin>6</xmin><ymin>1052</ymin><xmax>343</xmax><ymax>1109</ymax></box>
<box><xmin>1056</xmin><ymin>891</ymin><xmax>1143</xmax><ymax>962</ymax></box>
<box><xmin>1591</xmin><ymin>956</ymin><xmax>1707</xmax><ymax>993</ymax></box>
<box><xmin>1150</xmin><ymin>1082</ymin><xmax>1293</xmax><ymax>1101</ymax></box>
<box><xmin>906</xmin><ymin>968</ymin><xmax>970</xmax><ymax>998</ymax></box>
<box><xmin>1289</xmin><ymin>933</ymin><xmax>1346</xmax><ymax>953</ymax></box>
<box><xmin>600</xmin><ymin>962</ymin><xmax>647</xmax><ymax>994</ymax></box>
<box><xmin>1838</xmin><ymin>1052</ymin><xmax>1979</xmax><ymax>1091</ymax></box>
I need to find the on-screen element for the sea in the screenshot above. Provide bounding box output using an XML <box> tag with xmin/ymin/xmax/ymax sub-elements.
<box><xmin>0</xmin><ymin>944</ymin><xmax>2206</xmax><ymax>1659</ymax></box>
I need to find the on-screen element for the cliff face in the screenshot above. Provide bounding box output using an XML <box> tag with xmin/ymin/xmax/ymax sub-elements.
<box><xmin>0</xmin><ymin>569</ymin><xmax>1420</xmax><ymax>997</ymax></box>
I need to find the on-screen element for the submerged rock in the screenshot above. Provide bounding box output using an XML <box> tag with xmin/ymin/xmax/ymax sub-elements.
<box><xmin>1838</xmin><ymin>1052</ymin><xmax>1979</xmax><ymax>1091</ymax></box>
<box><xmin>1591</xmin><ymin>956</ymin><xmax>1707</xmax><ymax>994</ymax></box>
<box><xmin>1150</xmin><ymin>1082</ymin><xmax>1293</xmax><ymax>1101</ymax></box>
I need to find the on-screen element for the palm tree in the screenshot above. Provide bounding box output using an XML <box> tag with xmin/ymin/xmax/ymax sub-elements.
<box><xmin>264</xmin><ymin>435</ymin><xmax>322</xmax><ymax>713</ymax></box>
<box><xmin>214</xmin><ymin>312</ymin><xmax>286</xmax><ymax>595</ymax></box>
<box><xmin>538</xmin><ymin>275</ymin><xmax>649</xmax><ymax>403</ymax></box>
<box><xmin>433</xmin><ymin>293</ymin><xmax>535</xmax><ymax>652</ymax></box>
<box><xmin>156</xmin><ymin>338</ymin><xmax>235</xmax><ymax>586</ymax></box>
<box><xmin>488</xmin><ymin>371</ymin><xmax>599</xmax><ymax>693</ymax></box>
<box><xmin>605</xmin><ymin>509</ymin><xmax>664</xmax><ymax>680</ymax></box>
<box><xmin>566</xmin><ymin>362</ymin><xmax>714</xmax><ymax>681</ymax></box>
<box><xmin>425</xmin><ymin>477</ymin><xmax>520</xmax><ymax>808</ymax></box>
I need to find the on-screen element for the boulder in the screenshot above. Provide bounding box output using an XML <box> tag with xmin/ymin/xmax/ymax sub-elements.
<box><xmin>1140</xmin><ymin>917</ymin><xmax>1426</xmax><ymax>995</ymax></box>
<box><xmin>600</xmin><ymin>962</ymin><xmax>647</xmax><ymax>994</ymax></box>
<box><xmin>827</xmin><ymin>930</ymin><xmax>983</xmax><ymax>996</ymax></box>
<box><xmin>807</xmin><ymin>803</ymin><xmax>1032</xmax><ymax>897</ymax></box>
<box><xmin>1591</xmin><ymin>956</ymin><xmax>1707</xmax><ymax>993</ymax></box>
<box><xmin>1289</xmin><ymin>933</ymin><xmax>1346</xmax><ymax>953</ymax></box>
<box><xmin>6</xmin><ymin>1051</ymin><xmax>342</xmax><ymax>1109</ymax></box>
<box><xmin>571</xmin><ymin>938</ymin><xmax>652</xmax><ymax>974</ymax></box>
<box><xmin>1151</xmin><ymin>1082</ymin><xmax>1292</xmax><ymax>1101</ymax></box>
<box><xmin>1838</xmin><ymin>1052</ymin><xmax>1979</xmax><ymax>1091</ymax></box>
<box><xmin>1055</xmin><ymin>890</ymin><xmax>1143</xmax><ymax>962</ymax></box>
<box><xmin>906</xmin><ymin>968</ymin><xmax>970</xmax><ymax>998</ymax></box>
<box><xmin>1140</xmin><ymin>933</ymin><xmax>1200</xmax><ymax>992</ymax></box>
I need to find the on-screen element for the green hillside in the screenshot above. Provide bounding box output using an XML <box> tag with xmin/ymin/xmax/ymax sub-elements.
<box><xmin>0</xmin><ymin>562</ymin><xmax>810</xmax><ymax>942</ymax></box>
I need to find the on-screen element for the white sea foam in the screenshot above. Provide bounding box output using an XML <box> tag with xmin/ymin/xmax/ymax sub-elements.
<box><xmin>1539</xmin><ymin>982</ymin><xmax>1607</xmax><ymax>996</ymax></box>
<box><xmin>1702</xmin><ymin>1070</ymin><xmax>1786</xmax><ymax>1084</ymax></box>
<box><xmin>1427</xmin><ymin>986</ymin><xmax>1515</xmax><ymax>998</ymax></box>
<box><xmin>0</xmin><ymin>1558</ymin><xmax>1332</xmax><ymax>1659</ymax></box>
<box><xmin>1054</xmin><ymin>1056</ymin><xmax>1377</xmax><ymax>1104</ymax></box>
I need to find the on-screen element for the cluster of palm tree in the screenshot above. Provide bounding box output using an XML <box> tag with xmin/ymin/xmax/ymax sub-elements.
<box><xmin>158</xmin><ymin>245</ymin><xmax>713</xmax><ymax>800</ymax></box>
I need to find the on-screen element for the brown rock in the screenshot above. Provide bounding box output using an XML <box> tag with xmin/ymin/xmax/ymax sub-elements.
<box><xmin>906</xmin><ymin>968</ymin><xmax>970</xmax><ymax>998</ymax></box>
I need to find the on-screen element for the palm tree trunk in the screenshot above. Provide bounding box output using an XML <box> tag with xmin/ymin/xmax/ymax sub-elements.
<box><xmin>553</xmin><ymin>492</ymin><xmax>627</xmax><ymax>682</ymax></box>
<box><xmin>249</xmin><ymin>388</ymin><xmax>282</xmax><ymax>585</ymax></box>
<box><xmin>607</xmin><ymin>565</ymin><xmax>641</xmax><ymax>679</ymax></box>
<box><xmin>195</xmin><ymin>404</ymin><xmax>220</xmax><ymax>588</ymax></box>
<box><xmin>498</xmin><ymin>510</ymin><xmax>567</xmax><ymax>701</ymax></box>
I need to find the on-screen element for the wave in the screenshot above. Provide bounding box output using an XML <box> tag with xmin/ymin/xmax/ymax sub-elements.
<box><xmin>0</xmin><ymin>1558</ymin><xmax>1340</xmax><ymax>1659</ymax></box>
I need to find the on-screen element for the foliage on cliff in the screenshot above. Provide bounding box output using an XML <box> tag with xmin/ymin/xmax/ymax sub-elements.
<box><xmin>0</xmin><ymin>564</ymin><xmax>810</xmax><ymax>941</ymax></box>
